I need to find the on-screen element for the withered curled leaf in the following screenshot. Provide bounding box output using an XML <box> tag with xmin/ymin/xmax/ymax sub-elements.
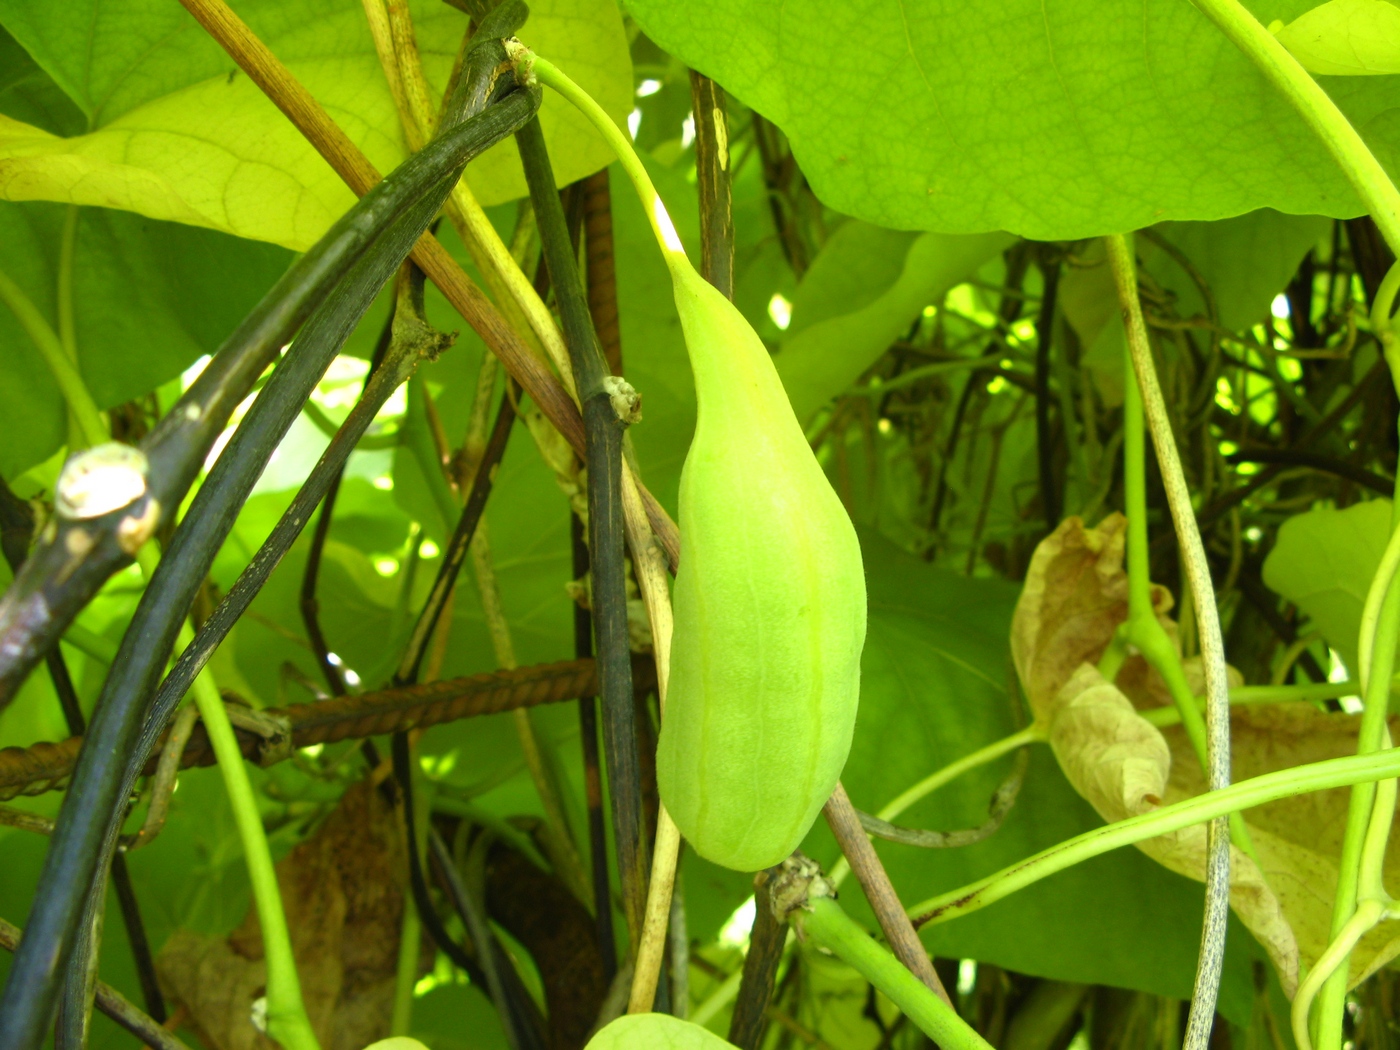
<box><xmin>1013</xmin><ymin>516</ymin><xmax>1400</xmax><ymax>996</ymax></box>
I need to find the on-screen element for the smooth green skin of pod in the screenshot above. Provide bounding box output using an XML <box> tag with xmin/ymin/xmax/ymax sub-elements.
<box><xmin>656</xmin><ymin>259</ymin><xmax>867</xmax><ymax>873</ymax></box>
<box><xmin>586</xmin><ymin>1012</ymin><xmax>737</xmax><ymax>1049</ymax></box>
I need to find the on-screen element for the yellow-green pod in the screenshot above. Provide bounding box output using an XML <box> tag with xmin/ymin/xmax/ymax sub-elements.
<box><xmin>521</xmin><ymin>53</ymin><xmax>867</xmax><ymax>872</ymax></box>
<box><xmin>656</xmin><ymin>256</ymin><xmax>867</xmax><ymax>872</ymax></box>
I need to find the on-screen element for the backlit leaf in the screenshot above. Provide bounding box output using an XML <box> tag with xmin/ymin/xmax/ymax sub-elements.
<box><xmin>1262</xmin><ymin>498</ymin><xmax>1390</xmax><ymax>674</ymax></box>
<box><xmin>1275</xmin><ymin>0</ymin><xmax>1400</xmax><ymax>75</ymax></box>
<box><xmin>774</xmin><ymin>226</ymin><xmax>1013</xmax><ymax>421</ymax></box>
<box><xmin>623</xmin><ymin>0</ymin><xmax>1398</xmax><ymax>236</ymax></box>
<box><xmin>0</xmin><ymin>0</ymin><xmax>632</xmax><ymax>249</ymax></box>
<box><xmin>0</xmin><ymin>200</ymin><xmax>292</xmax><ymax>478</ymax></box>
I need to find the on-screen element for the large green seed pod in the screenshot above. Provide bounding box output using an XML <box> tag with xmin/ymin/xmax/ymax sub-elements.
<box><xmin>656</xmin><ymin>260</ymin><xmax>867</xmax><ymax>872</ymax></box>
<box><xmin>518</xmin><ymin>52</ymin><xmax>866</xmax><ymax>873</ymax></box>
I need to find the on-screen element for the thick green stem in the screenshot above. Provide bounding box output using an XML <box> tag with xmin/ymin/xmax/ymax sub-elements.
<box><xmin>794</xmin><ymin>896</ymin><xmax>993</xmax><ymax>1050</ymax></box>
<box><xmin>135</xmin><ymin>550</ymin><xmax>318</xmax><ymax>1050</ymax></box>
<box><xmin>1293</xmin><ymin>898</ymin><xmax>1389</xmax><ymax>1050</ymax></box>
<box><xmin>193</xmin><ymin>681</ymin><xmax>318</xmax><ymax>1050</ymax></box>
<box><xmin>906</xmin><ymin>746</ymin><xmax>1400</xmax><ymax>926</ymax></box>
<box><xmin>390</xmin><ymin>900</ymin><xmax>421</xmax><ymax>1036</ymax></box>
<box><xmin>1369</xmin><ymin>262</ymin><xmax>1400</xmax><ymax>378</ymax></box>
<box><xmin>1190</xmin><ymin>0</ymin><xmax>1400</xmax><ymax>255</ymax></box>
<box><xmin>392</xmin><ymin>758</ymin><xmax>433</xmax><ymax>1037</ymax></box>
<box><xmin>1123</xmin><ymin>358</ymin><xmax>1206</xmax><ymax>764</ymax></box>
<box><xmin>519</xmin><ymin>51</ymin><xmax>688</xmax><ymax>272</ymax></box>
<box><xmin>1109</xmin><ymin>231</ymin><xmax>1237</xmax><ymax>1050</ymax></box>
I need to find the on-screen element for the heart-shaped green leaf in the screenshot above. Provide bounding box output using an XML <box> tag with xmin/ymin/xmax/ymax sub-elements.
<box><xmin>624</xmin><ymin>0</ymin><xmax>1400</xmax><ymax>237</ymax></box>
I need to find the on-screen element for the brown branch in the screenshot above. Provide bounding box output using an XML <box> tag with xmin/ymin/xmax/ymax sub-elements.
<box><xmin>1225</xmin><ymin>448</ymin><xmax>1392</xmax><ymax>494</ymax></box>
<box><xmin>689</xmin><ymin>71</ymin><xmax>734</xmax><ymax>300</ymax></box>
<box><xmin>583</xmin><ymin>169</ymin><xmax>623</xmax><ymax>374</ymax></box>
<box><xmin>174</xmin><ymin>0</ymin><xmax>680</xmax><ymax>572</ymax></box>
<box><xmin>0</xmin><ymin>656</ymin><xmax>656</xmax><ymax>801</ymax></box>
<box><xmin>727</xmin><ymin>869</ymin><xmax>786</xmax><ymax>1049</ymax></box>
<box><xmin>822</xmin><ymin>783</ymin><xmax>952</xmax><ymax>1006</ymax></box>
<box><xmin>858</xmin><ymin>749</ymin><xmax>1029</xmax><ymax>849</ymax></box>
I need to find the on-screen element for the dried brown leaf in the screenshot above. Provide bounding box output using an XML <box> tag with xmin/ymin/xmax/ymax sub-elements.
<box><xmin>158</xmin><ymin>778</ymin><xmax>424</xmax><ymax>1050</ymax></box>
<box><xmin>1011</xmin><ymin>514</ymin><xmax>1172</xmax><ymax>720</ymax></box>
<box><xmin>1011</xmin><ymin>517</ymin><xmax>1400</xmax><ymax>997</ymax></box>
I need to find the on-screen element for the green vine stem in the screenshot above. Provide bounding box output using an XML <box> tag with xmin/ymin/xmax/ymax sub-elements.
<box><xmin>1373</xmin><ymin>262</ymin><xmax>1400</xmax><ymax>368</ymax></box>
<box><xmin>0</xmin><ymin>267</ymin><xmax>318</xmax><ymax>1049</ymax></box>
<box><xmin>391</xmin><ymin>746</ymin><xmax>432</xmax><ymax>1037</ymax></box>
<box><xmin>194</xmin><ymin>674</ymin><xmax>320</xmax><ymax>1050</ymax></box>
<box><xmin>1192</xmin><ymin>10</ymin><xmax>1400</xmax><ymax>1035</ymax></box>
<box><xmin>1293</xmin><ymin>897</ymin><xmax>1392</xmax><ymax>1050</ymax></box>
<box><xmin>514</xmin><ymin>51</ymin><xmax>687</xmax><ymax>275</ymax></box>
<box><xmin>1108</xmin><ymin>232</ymin><xmax>1237</xmax><ymax>1050</ymax></box>
<box><xmin>907</xmin><ymin>746</ymin><xmax>1400</xmax><ymax>926</ymax></box>
<box><xmin>1121</xmin><ymin>342</ymin><xmax>1207</xmax><ymax>759</ymax></box>
<box><xmin>793</xmin><ymin>893</ymin><xmax>993</xmax><ymax>1050</ymax></box>
<box><xmin>1103</xmin><ymin>232</ymin><xmax>1237</xmax><ymax>1050</ymax></box>
<box><xmin>1120</xmin><ymin>333</ymin><xmax>1258</xmax><ymax>861</ymax></box>
<box><xmin>57</xmin><ymin>206</ymin><xmax>84</xmax><ymax>451</ymax></box>
<box><xmin>1190</xmin><ymin>0</ymin><xmax>1400</xmax><ymax>258</ymax></box>
<box><xmin>0</xmin><ymin>266</ymin><xmax>107</xmax><ymax>449</ymax></box>
<box><xmin>1308</xmin><ymin>498</ymin><xmax>1400</xmax><ymax>1045</ymax></box>
<box><xmin>1141</xmin><ymin>680</ymin><xmax>1359</xmax><ymax>727</ymax></box>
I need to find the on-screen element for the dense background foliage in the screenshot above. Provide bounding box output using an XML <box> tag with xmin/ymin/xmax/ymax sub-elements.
<box><xmin>1</xmin><ymin>1</ymin><xmax>1398</xmax><ymax>1048</ymax></box>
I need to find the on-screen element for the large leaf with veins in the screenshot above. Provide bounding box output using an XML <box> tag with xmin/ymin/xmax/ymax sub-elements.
<box><xmin>623</xmin><ymin>0</ymin><xmax>1400</xmax><ymax>237</ymax></box>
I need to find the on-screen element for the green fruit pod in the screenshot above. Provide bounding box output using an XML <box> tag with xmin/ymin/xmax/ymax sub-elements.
<box><xmin>656</xmin><ymin>260</ymin><xmax>867</xmax><ymax>872</ymax></box>
<box><xmin>513</xmin><ymin>52</ymin><xmax>866</xmax><ymax>872</ymax></box>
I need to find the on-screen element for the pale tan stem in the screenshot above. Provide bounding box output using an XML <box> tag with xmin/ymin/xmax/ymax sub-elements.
<box><xmin>385</xmin><ymin>0</ymin><xmax>436</xmax><ymax>142</ymax></box>
<box><xmin>359</xmin><ymin>0</ymin><xmax>415</xmax><ymax>145</ymax></box>
<box><xmin>363</xmin><ymin>2</ymin><xmax>591</xmax><ymax>895</ymax></box>
<box><xmin>422</xmin><ymin>588</ymin><xmax>455</xmax><ymax>685</ymax></box>
<box><xmin>1107</xmin><ymin>232</ymin><xmax>1233</xmax><ymax>1050</ymax></box>
<box><xmin>125</xmin><ymin>704</ymin><xmax>201</xmax><ymax>850</ymax></box>
<box><xmin>629</xmin><ymin>810</ymin><xmax>682</xmax><ymax>1013</ymax></box>
<box><xmin>620</xmin><ymin>469</ymin><xmax>673</xmax><ymax>699</ymax></box>
<box><xmin>375</xmin><ymin>0</ymin><xmax>577</xmax><ymax>393</ymax></box>
<box><xmin>471</xmin><ymin>527</ymin><xmax>517</xmax><ymax>668</ymax></box>
<box><xmin>620</xmin><ymin>465</ymin><xmax>680</xmax><ymax>1013</ymax></box>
